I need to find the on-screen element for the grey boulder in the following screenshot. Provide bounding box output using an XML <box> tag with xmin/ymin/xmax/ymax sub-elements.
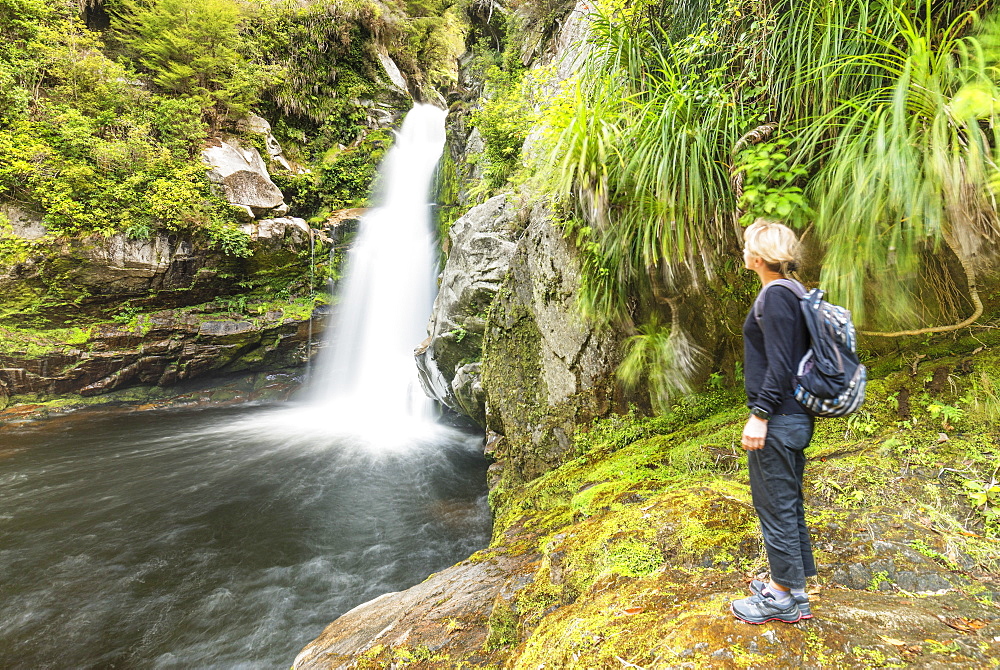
<box><xmin>202</xmin><ymin>138</ymin><xmax>284</xmax><ymax>215</ymax></box>
<box><xmin>416</xmin><ymin>195</ymin><xmax>517</xmax><ymax>422</ymax></box>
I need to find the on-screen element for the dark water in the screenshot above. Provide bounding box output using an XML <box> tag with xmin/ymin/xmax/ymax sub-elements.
<box><xmin>0</xmin><ymin>403</ymin><xmax>490</xmax><ymax>669</ymax></box>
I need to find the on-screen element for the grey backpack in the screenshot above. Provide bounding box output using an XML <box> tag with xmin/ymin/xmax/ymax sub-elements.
<box><xmin>754</xmin><ymin>279</ymin><xmax>867</xmax><ymax>417</ymax></box>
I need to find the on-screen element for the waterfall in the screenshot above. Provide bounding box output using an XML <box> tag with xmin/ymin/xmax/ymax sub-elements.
<box><xmin>307</xmin><ymin>104</ymin><xmax>447</xmax><ymax>437</ymax></box>
<box><xmin>214</xmin><ymin>104</ymin><xmax>452</xmax><ymax>449</ymax></box>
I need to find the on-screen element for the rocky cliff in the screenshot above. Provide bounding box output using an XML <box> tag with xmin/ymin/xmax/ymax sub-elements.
<box><xmin>0</xmin><ymin>213</ymin><xmax>334</xmax><ymax>405</ymax></box>
<box><xmin>417</xmin><ymin>194</ymin><xmax>518</xmax><ymax>424</ymax></box>
<box><xmin>479</xmin><ymin>201</ymin><xmax>623</xmax><ymax>489</ymax></box>
<box><xmin>419</xmin><ymin>0</ymin><xmax>622</xmax><ymax>475</ymax></box>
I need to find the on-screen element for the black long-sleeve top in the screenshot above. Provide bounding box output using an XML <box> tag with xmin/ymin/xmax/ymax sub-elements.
<box><xmin>742</xmin><ymin>283</ymin><xmax>810</xmax><ymax>416</ymax></box>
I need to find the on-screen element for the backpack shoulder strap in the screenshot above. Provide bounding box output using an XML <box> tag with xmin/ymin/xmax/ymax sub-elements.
<box><xmin>753</xmin><ymin>278</ymin><xmax>807</xmax><ymax>325</ymax></box>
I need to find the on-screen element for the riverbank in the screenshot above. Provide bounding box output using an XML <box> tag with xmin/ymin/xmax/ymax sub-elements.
<box><xmin>295</xmin><ymin>335</ymin><xmax>1000</xmax><ymax>668</ymax></box>
<box><xmin>0</xmin><ymin>369</ymin><xmax>302</xmax><ymax>428</ymax></box>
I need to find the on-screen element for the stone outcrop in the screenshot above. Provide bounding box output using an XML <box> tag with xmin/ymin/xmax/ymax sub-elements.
<box><xmin>416</xmin><ymin>194</ymin><xmax>517</xmax><ymax>424</ymax></box>
<box><xmin>376</xmin><ymin>48</ymin><xmax>409</xmax><ymax>96</ymax></box>
<box><xmin>481</xmin><ymin>203</ymin><xmax>623</xmax><ymax>487</ymax></box>
<box><xmin>0</xmin><ymin>308</ymin><xmax>318</xmax><ymax>400</ymax></box>
<box><xmin>240</xmin><ymin>217</ymin><xmax>313</xmax><ymax>249</ymax></box>
<box><xmin>0</xmin><ymin>233</ymin><xmax>225</xmax><ymax>324</ymax></box>
<box><xmin>294</xmin><ymin>551</ymin><xmax>1000</xmax><ymax>670</ymax></box>
<box><xmin>237</xmin><ymin>113</ymin><xmax>300</xmax><ymax>173</ymax></box>
<box><xmin>292</xmin><ymin>552</ymin><xmax>535</xmax><ymax>670</ymax></box>
<box><xmin>0</xmin><ymin>215</ymin><xmax>323</xmax><ymax>321</ymax></box>
<box><xmin>0</xmin><ymin>204</ymin><xmax>47</xmax><ymax>239</ymax></box>
<box><xmin>202</xmin><ymin>137</ymin><xmax>285</xmax><ymax>216</ymax></box>
<box><xmin>0</xmin><ymin>370</ymin><xmax>303</xmax><ymax>424</ymax></box>
<box><xmin>0</xmin><ymin>219</ymin><xmax>328</xmax><ymax>399</ymax></box>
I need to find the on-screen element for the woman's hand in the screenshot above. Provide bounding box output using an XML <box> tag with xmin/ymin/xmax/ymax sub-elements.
<box><xmin>741</xmin><ymin>415</ymin><xmax>768</xmax><ymax>451</ymax></box>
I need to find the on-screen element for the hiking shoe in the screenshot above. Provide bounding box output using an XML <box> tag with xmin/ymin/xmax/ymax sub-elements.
<box><xmin>749</xmin><ymin>579</ymin><xmax>812</xmax><ymax>619</ymax></box>
<box><xmin>731</xmin><ymin>590</ymin><xmax>801</xmax><ymax>624</ymax></box>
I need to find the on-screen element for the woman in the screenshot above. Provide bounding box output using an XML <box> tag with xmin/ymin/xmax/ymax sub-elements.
<box><xmin>730</xmin><ymin>219</ymin><xmax>815</xmax><ymax>625</ymax></box>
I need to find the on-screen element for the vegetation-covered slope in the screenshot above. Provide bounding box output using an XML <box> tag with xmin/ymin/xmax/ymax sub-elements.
<box><xmin>0</xmin><ymin>0</ymin><xmax>470</xmax><ymax>239</ymax></box>
<box><xmin>459</xmin><ymin>0</ymin><xmax>1000</xmax><ymax>413</ymax></box>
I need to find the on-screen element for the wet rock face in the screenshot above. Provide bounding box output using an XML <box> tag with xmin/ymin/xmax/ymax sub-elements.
<box><xmin>0</xmin><ymin>213</ymin><xmax>321</xmax><ymax>327</ymax></box>
<box><xmin>0</xmin><ymin>233</ymin><xmax>229</xmax><ymax>324</ymax></box>
<box><xmin>481</xmin><ymin>204</ymin><xmax>622</xmax><ymax>486</ymax></box>
<box><xmin>416</xmin><ymin>195</ymin><xmax>517</xmax><ymax>424</ymax></box>
<box><xmin>0</xmin><ymin>204</ymin><xmax>47</xmax><ymax>239</ymax></box>
<box><xmin>0</xmin><ymin>215</ymin><xmax>325</xmax><ymax>399</ymax></box>
<box><xmin>82</xmin><ymin>233</ymin><xmax>200</xmax><ymax>294</ymax></box>
<box><xmin>240</xmin><ymin>217</ymin><xmax>312</xmax><ymax>249</ymax></box>
<box><xmin>0</xmin><ymin>369</ymin><xmax>301</xmax><ymax>424</ymax></box>
<box><xmin>0</xmin><ymin>310</ymin><xmax>320</xmax><ymax>399</ymax></box>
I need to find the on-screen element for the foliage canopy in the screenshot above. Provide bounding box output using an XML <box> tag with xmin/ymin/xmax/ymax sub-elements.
<box><xmin>528</xmin><ymin>0</ymin><xmax>1000</xmax><ymax>400</ymax></box>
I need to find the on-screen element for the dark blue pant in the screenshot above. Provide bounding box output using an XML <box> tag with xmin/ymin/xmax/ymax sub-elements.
<box><xmin>747</xmin><ymin>414</ymin><xmax>816</xmax><ymax>590</ymax></box>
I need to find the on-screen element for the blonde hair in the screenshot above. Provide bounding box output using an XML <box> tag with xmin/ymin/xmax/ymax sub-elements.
<box><xmin>743</xmin><ymin>218</ymin><xmax>800</xmax><ymax>276</ymax></box>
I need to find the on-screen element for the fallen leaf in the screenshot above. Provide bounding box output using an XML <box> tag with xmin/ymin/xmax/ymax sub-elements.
<box><xmin>623</xmin><ymin>607</ymin><xmax>643</xmax><ymax>615</ymax></box>
<box><xmin>941</xmin><ymin>617</ymin><xmax>988</xmax><ymax>633</ymax></box>
<box><xmin>880</xmin><ymin>635</ymin><xmax>907</xmax><ymax>646</ymax></box>
<box><xmin>937</xmin><ymin>433</ymin><xmax>950</xmax><ymax>443</ymax></box>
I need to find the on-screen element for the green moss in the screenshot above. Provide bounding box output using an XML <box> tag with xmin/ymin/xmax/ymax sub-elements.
<box><xmin>484</xmin><ymin>598</ymin><xmax>519</xmax><ymax>650</ymax></box>
<box><xmin>391</xmin><ymin>644</ymin><xmax>450</xmax><ymax>664</ymax></box>
<box><xmin>0</xmin><ymin>383</ymin><xmax>182</xmax><ymax>416</ymax></box>
<box><xmin>0</xmin><ymin>235</ymin><xmax>40</xmax><ymax>267</ymax></box>
<box><xmin>469</xmin><ymin>340</ymin><xmax>1000</xmax><ymax>668</ymax></box>
<box><xmin>433</xmin><ymin>147</ymin><xmax>461</xmax><ymax>246</ymax></box>
<box><xmin>606</xmin><ymin>538</ymin><xmax>662</xmax><ymax>577</ymax></box>
<box><xmin>0</xmin><ymin>325</ymin><xmax>94</xmax><ymax>356</ymax></box>
<box><xmin>354</xmin><ymin>644</ymin><xmax>388</xmax><ymax>669</ymax></box>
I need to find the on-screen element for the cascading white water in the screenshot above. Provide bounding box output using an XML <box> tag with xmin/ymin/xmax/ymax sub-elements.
<box><xmin>210</xmin><ymin>104</ymin><xmax>452</xmax><ymax>448</ymax></box>
<box><xmin>307</xmin><ymin>103</ymin><xmax>446</xmax><ymax>435</ymax></box>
